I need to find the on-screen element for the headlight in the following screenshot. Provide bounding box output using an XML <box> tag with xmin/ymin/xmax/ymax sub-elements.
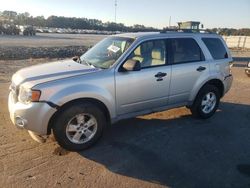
<box><xmin>18</xmin><ymin>86</ymin><xmax>41</xmax><ymax>104</ymax></box>
<box><xmin>248</xmin><ymin>61</ymin><xmax>250</xmax><ymax>67</ymax></box>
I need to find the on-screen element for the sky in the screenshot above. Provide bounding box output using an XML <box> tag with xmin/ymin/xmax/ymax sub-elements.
<box><xmin>0</xmin><ymin>0</ymin><xmax>249</xmax><ymax>29</ymax></box>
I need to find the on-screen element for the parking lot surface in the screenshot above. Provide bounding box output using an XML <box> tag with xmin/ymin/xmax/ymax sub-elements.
<box><xmin>0</xmin><ymin>65</ymin><xmax>249</xmax><ymax>188</ymax></box>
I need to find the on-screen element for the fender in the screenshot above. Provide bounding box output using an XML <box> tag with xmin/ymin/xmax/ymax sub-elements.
<box><xmin>47</xmin><ymin>84</ymin><xmax>116</xmax><ymax>119</ymax></box>
<box><xmin>188</xmin><ymin>73</ymin><xmax>224</xmax><ymax>103</ymax></box>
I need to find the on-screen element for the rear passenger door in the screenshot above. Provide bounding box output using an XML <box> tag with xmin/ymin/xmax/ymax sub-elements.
<box><xmin>168</xmin><ymin>37</ymin><xmax>209</xmax><ymax>105</ymax></box>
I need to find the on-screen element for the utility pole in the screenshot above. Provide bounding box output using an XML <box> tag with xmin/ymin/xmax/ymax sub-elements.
<box><xmin>115</xmin><ymin>0</ymin><xmax>117</xmax><ymax>23</ymax></box>
<box><xmin>169</xmin><ymin>16</ymin><xmax>171</xmax><ymax>28</ymax></box>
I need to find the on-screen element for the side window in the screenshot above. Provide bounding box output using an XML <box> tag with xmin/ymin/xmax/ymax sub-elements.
<box><xmin>170</xmin><ymin>38</ymin><xmax>204</xmax><ymax>64</ymax></box>
<box><xmin>202</xmin><ymin>38</ymin><xmax>228</xmax><ymax>60</ymax></box>
<box><xmin>128</xmin><ymin>40</ymin><xmax>166</xmax><ymax>68</ymax></box>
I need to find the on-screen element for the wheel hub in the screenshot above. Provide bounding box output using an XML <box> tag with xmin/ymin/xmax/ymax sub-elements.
<box><xmin>65</xmin><ymin>113</ymin><xmax>98</xmax><ymax>144</ymax></box>
<box><xmin>201</xmin><ymin>92</ymin><xmax>217</xmax><ymax>114</ymax></box>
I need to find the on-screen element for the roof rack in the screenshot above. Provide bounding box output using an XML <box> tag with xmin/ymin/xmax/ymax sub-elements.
<box><xmin>160</xmin><ymin>28</ymin><xmax>215</xmax><ymax>34</ymax></box>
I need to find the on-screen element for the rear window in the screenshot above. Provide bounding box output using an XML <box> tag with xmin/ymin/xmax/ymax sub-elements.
<box><xmin>202</xmin><ymin>38</ymin><xmax>228</xmax><ymax>60</ymax></box>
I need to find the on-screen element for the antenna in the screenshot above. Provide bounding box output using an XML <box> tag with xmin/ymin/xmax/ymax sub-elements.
<box><xmin>115</xmin><ymin>0</ymin><xmax>117</xmax><ymax>23</ymax></box>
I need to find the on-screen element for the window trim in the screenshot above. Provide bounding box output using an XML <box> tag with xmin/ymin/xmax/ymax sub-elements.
<box><xmin>168</xmin><ymin>38</ymin><xmax>205</xmax><ymax>65</ymax></box>
<box><xmin>118</xmin><ymin>38</ymin><xmax>170</xmax><ymax>72</ymax></box>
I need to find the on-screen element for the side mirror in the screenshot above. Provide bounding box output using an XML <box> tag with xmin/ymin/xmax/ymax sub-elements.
<box><xmin>122</xmin><ymin>59</ymin><xmax>141</xmax><ymax>71</ymax></box>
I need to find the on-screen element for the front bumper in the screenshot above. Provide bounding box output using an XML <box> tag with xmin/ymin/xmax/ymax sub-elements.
<box><xmin>8</xmin><ymin>92</ymin><xmax>57</xmax><ymax>135</ymax></box>
<box><xmin>223</xmin><ymin>74</ymin><xmax>233</xmax><ymax>95</ymax></box>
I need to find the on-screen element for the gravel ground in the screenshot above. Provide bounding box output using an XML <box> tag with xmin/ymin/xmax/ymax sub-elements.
<box><xmin>0</xmin><ymin>33</ymin><xmax>105</xmax><ymax>60</ymax></box>
<box><xmin>0</xmin><ymin>63</ymin><xmax>250</xmax><ymax>188</ymax></box>
<box><xmin>0</xmin><ymin>46</ymin><xmax>88</xmax><ymax>60</ymax></box>
<box><xmin>0</xmin><ymin>33</ymin><xmax>106</xmax><ymax>47</ymax></box>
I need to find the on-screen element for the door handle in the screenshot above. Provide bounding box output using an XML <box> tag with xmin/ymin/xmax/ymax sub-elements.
<box><xmin>155</xmin><ymin>72</ymin><xmax>167</xmax><ymax>78</ymax></box>
<box><xmin>196</xmin><ymin>66</ymin><xmax>206</xmax><ymax>72</ymax></box>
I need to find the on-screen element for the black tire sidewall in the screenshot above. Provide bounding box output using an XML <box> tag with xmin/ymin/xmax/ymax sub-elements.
<box><xmin>191</xmin><ymin>85</ymin><xmax>220</xmax><ymax>119</ymax></box>
<box><xmin>53</xmin><ymin>103</ymin><xmax>106</xmax><ymax>151</ymax></box>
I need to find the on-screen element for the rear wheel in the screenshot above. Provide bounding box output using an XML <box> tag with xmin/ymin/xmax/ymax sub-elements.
<box><xmin>53</xmin><ymin>103</ymin><xmax>106</xmax><ymax>151</ymax></box>
<box><xmin>191</xmin><ymin>85</ymin><xmax>220</xmax><ymax>119</ymax></box>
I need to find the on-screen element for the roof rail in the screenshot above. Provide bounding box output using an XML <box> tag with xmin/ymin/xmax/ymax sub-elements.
<box><xmin>160</xmin><ymin>28</ymin><xmax>215</xmax><ymax>34</ymax></box>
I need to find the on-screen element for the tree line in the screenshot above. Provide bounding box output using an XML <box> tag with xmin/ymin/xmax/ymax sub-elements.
<box><xmin>0</xmin><ymin>10</ymin><xmax>159</xmax><ymax>32</ymax></box>
<box><xmin>207</xmin><ymin>28</ymin><xmax>250</xmax><ymax>36</ymax></box>
<box><xmin>0</xmin><ymin>10</ymin><xmax>249</xmax><ymax>35</ymax></box>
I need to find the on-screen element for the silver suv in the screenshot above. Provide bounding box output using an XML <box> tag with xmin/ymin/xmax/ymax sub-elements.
<box><xmin>8</xmin><ymin>31</ymin><xmax>233</xmax><ymax>151</ymax></box>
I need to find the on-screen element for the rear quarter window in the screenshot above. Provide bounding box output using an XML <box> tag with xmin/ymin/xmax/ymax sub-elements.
<box><xmin>202</xmin><ymin>38</ymin><xmax>228</xmax><ymax>60</ymax></box>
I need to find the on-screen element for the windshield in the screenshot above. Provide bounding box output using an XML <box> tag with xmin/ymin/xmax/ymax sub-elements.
<box><xmin>80</xmin><ymin>37</ymin><xmax>134</xmax><ymax>69</ymax></box>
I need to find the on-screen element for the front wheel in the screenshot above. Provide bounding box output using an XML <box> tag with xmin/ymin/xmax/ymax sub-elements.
<box><xmin>53</xmin><ymin>103</ymin><xmax>106</xmax><ymax>151</ymax></box>
<box><xmin>191</xmin><ymin>85</ymin><xmax>220</xmax><ymax>119</ymax></box>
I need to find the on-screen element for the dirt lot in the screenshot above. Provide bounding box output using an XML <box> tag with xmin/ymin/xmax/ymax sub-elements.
<box><xmin>0</xmin><ymin>60</ymin><xmax>249</xmax><ymax>187</ymax></box>
<box><xmin>0</xmin><ymin>34</ymin><xmax>106</xmax><ymax>60</ymax></box>
<box><xmin>0</xmin><ymin>33</ymin><xmax>249</xmax><ymax>187</ymax></box>
<box><xmin>0</xmin><ymin>33</ymin><xmax>105</xmax><ymax>47</ymax></box>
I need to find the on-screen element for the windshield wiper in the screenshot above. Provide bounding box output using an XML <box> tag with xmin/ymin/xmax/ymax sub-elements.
<box><xmin>80</xmin><ymin>58</ymin><xmax>91</xmax><ymax>66</ymax></box>
<box><xmin>80</xmin><ymin>59</ymin><xmax>99</xmax><ymax>69</ymax></box>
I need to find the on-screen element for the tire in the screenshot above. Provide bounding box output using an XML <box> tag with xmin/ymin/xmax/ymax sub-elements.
<box><xmin>53</xmin><ymin>102</ymin><xmax>106</xmax><ymax>151</ymax></box>
<box><xmin>190</xmin><ymin>84</ymin><xmax>220</xmax><ymax>119</ymax></box>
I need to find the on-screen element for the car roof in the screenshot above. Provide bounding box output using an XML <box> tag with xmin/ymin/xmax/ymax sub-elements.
<box><xmin>115</xmin><ymin>31</ymin><xmax>220</xmax><ymax>40</ymax></box>
<box><xmin>116</xmin><ymin>32</ymin><xmax>159</xmax><ymax>39</ymax></box>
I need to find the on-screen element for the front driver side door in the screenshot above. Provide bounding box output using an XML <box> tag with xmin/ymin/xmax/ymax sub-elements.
<box><xmin>115</xmin><ymin>39</ymin><xmax>171</xmax><ymax>115</ymax></box>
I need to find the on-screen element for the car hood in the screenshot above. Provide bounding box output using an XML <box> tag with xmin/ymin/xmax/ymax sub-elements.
<box><xmin>12</xmin><ymin>59</ymin><xmax>101</xmax><ymax>87</ymax></box>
